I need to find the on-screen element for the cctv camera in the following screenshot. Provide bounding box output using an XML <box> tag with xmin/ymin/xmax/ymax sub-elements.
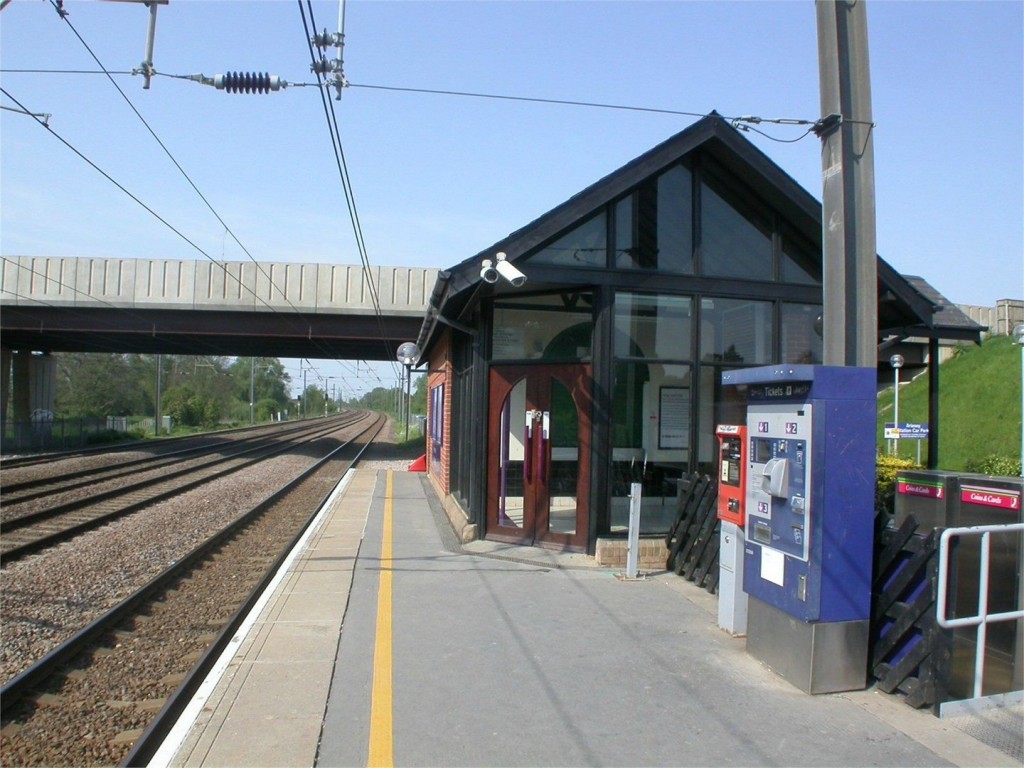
<box><xmin>480</xmin><ymin>259</ymin><xmax>499</xmax><ymax>284</ymax></box>
<box><xmin>495</xmin><ymin>252</ymin><xmax>526</xmax><ymax>287</ymax></box>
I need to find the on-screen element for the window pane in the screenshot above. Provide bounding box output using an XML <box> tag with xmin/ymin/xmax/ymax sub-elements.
<box><xmin>529</xmin><ymin>214</ymin><xmax>606</xmax><ymax>267</ymax></box>
<box><xmin>781</xmin><ymin>303</ymin><xmax>823</xmax><ymax>364</ymax></box>
<box><xmin>609</xmin><ymin>362</ymin><xmax>691</xmax><ymax>534</ymax></box>
<box><xmin>700</xmin><ymin>180</ymin><xmax>772</xmax><ymax>280</ymax></box>
<box><xmin>492</xmin><ymin>293</ymin><xmax>593</xmax><ymax>360</ymax></box>
<box><xmin>614</xmin><ymin>292</ymin><xmax>692</xmax><ymax>360</ymax></box>
<box><xmin>548</xmin><ymin>378</ymin><xmax>579</xmax><ymax>535</ymax></box>
<box><xmin>700</xmin><ymin>297</ymin><xmax>773</xmax><ymax>364</ymax></box>
<box><xmin>429</xmin><ymin>384</ymin><xmax>444</xmax><ymax>463</ymax></box>
<box><xmin>614</xmin><ymin>195</ymin><xmax>634</xmax><ymax>267</ymax></box>
<box><xmin>616</xmin><ymin>165</ymin><xmax>693</xmax><ymax>273</ymax></box>
<box><xmin>781</xmin><ymin>233</ymin><xmax>821</xmax><ymax>285</ymax></box>
<box><xmin>696</xmin><ymin>365</ymin><xmax>748</xmax><ymax>474</ymax></box>
<box><xmin>657</xmin><ymin>165</ymin><xmax>694</xmax><ymax>273</ymax></box>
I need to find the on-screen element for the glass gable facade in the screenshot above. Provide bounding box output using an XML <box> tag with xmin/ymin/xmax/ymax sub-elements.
<box><xmin>478</xmin><ymin>147</ymin><xmax>825</xmax><ymax>541</ymax></box>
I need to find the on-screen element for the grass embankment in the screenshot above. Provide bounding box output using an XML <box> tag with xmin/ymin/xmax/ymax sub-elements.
<box><xmin>876</xmin><ymin>335</ymin><xmax>1021</xmax><ymax>471</ymax></box>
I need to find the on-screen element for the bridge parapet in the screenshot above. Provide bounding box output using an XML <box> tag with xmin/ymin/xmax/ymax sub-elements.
<box><xmin>1</xmin><ymin>257</ymin><xmax>437</xmax><ymax>317</ymax></box>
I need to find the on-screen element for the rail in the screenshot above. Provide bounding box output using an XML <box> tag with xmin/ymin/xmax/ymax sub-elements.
<box><xmin>936</xmin><ymin>522</ymin><xmax>1024</xmax><ymax>715</ymax></box>
<box><xmin>0</xmin><ymin>413</ymin><xmax>384</xmax><ymax>766</ymax></box>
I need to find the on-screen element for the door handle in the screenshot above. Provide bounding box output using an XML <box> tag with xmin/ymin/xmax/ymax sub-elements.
<box><xmin>539</xmin><ymin>410</ymin><xmax>550</xmax><ymax>483</ymax></box>
<box><xmin>524</xmin><ymin>410</ymin><xmax>536</xmax><ymax>483</ymax></box>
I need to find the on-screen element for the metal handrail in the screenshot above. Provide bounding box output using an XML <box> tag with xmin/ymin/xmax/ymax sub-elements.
<box><xmin>936</xmin><ymin>522</ymin><xmax>1024</xmax><ymax>701</ymax></box>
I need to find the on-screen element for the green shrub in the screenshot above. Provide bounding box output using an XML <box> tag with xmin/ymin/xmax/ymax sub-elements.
<box><xmin>964</xmin><ymin>454</ymin><xmax>1022</xmax><ymax>477</ymax></box>
<box><xmin>876</xmin><ymin>454</ymin><xmax>921</xmax><ymax>515</ymax></box>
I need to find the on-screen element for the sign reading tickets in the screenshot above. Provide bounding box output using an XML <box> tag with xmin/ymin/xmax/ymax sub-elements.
<box><xmin>960</xmin><ymin>484</ymin><xmax>1021</xmax><ymax>511</ymax></box>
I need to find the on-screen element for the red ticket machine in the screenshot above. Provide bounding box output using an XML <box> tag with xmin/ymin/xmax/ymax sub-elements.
<box><xmin>717</xmin><ymin>425</ymin><xmax>747</xmax><ymax>526</ymax></box>
<box><xmin>716</xmin><ymin>424</ymin><xmax>748</xmax><ymax>635</ymax></box>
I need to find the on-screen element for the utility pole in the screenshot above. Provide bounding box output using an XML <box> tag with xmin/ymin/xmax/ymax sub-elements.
<box><xmin>815</xmin><ymin>0</ymin><xmax>877</xmax><ymax>368</ymax></box>
<box><xmin>155</xmin><ymin>354</ymin><xmax>163</xmax><ymax>436</ymax></box>
<box><xmin>249</xmin><ymin>357</ymin><xmax>255</xmax><ymax>425</ymax></box>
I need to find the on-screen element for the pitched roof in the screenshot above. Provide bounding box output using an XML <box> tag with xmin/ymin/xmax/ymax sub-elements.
<box><xmin>900</xmin><ymin>275</ymin><xmax>987</xmax><ymax>339</ymax></box>
<box><xmin>416</xmin><ymin>114</ymin><xmax>982</xmax><ymax>356</ymax></box>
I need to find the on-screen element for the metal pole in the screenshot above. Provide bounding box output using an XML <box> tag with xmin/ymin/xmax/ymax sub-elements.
<box><xmin>405</xmin><ymin>365</ymin><xmax>411</xmax><ymax>441</ymax></box>
<box><xmin>928</xmin><ymin>338</ymin><xmax>940</xmax><ymax>469</ymax></box>
<box><xmin>249</xmin><ymin>357</ymin><xmax>255</xmax><ymax>425</ymax></box>
<box><xmin>302</xmin><ymin>368</ymin><xmax>307</xmax><ymax>419</ymax></box>
<box><xmin>626</xmin><ymin>482</ymin><xmax>642</xmax><ymax>578</ymax></box>
<box><xmin>142</xmin><ymin>0</ymin><xmax>159</xmax><ymax>89</ymax></box>
<box><xmin>155</xmin><ymin>354</ymin><xmax>162</xmax><ymax>436</ymax></box>
<box><xmin>816</xmin><ymin>0</ymin><xmax>877</xmax><ymax>367</ymax></box>
<box><xmin>1018</xmin><ymin>326</ymin><xmax>1024</xmax><ymax>476</ymax></box>
<box><xmin>892</xmin><ymin>365</ymin><xmax>899</xmax><ymax>456</ymax></box>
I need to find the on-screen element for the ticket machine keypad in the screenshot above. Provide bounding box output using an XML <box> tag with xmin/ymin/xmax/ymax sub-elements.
<box><xmin>745</xmin><ymin>404</ymin><xmax>812</xmax><ymax>561</ymax></box>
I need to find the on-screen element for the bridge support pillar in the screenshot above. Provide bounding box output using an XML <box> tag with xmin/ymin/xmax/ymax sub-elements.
<box><xmin>11</xmin><ymin>350</ymin><xmax>31</xmax><ymax>424</ymax></box>
<box><xmin>1</xmin><ymin>347</ymin><xmax>11</xmax><ymax>439</ymax></box>
<box><xmin>9</xmin><ymin>350</ymin><xmax>57</xmax><ymax>422</ymax></box>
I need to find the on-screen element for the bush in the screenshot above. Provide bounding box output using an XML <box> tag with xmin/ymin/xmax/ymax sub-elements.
<box><xmin>876</xmin><ymin>454</ymin><xmax>921</xmax><ymax>515</ymax></box>
<box><xmin>964</xmin><ymin>454</ymin><xmax>1022</xmax><ymax>477</ymax></box>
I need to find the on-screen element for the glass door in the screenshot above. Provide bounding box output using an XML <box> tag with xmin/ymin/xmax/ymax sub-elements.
<box><xmin>487</xmin><ymin>365</ymin><xmax>591</xmax><ymax>550</ymax></box>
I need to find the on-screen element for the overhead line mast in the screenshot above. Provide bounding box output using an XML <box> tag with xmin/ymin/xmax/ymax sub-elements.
<box><xmin>814</xmin><ymin>0</ymin><xmax>877</xmax><ymax>368</ymax></box>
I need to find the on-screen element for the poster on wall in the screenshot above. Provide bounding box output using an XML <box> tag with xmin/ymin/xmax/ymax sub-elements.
<box><xmin>493</xmin><ymin>326</ymin><xmax>525</xmax><ymax>358</ymax></box>
<box><xmin>659</xmin><ymin>386</ymin><xmax>690</xmax><ymax>449</ymax></box>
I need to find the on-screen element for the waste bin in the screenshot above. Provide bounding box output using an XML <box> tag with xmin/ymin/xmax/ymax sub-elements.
<box><xmin>944</xmin><ymin>474</ymin><xmax>1023</xmax><ymax>700</ymax></box>
<box><xmin>893</xmin><ymin>469</ymin><xmax>959</xmax><ymax>530</ymax></box>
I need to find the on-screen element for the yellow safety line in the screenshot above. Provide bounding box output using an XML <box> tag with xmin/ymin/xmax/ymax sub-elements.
<box><xmin>368</xmin><ymin>471</ymin><xmax>394</xmax><ymax>767</ymax></box>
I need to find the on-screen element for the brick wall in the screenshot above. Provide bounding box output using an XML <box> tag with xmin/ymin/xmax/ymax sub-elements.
<box><xmin>426</xmin><ymin>329</ymin><xmax>452</xmax><ymax>496</ymax></box>
<box><xmin>594</xmin><ymin>538</ymin><xmax>670</xmax><ymax>571</ymax></box>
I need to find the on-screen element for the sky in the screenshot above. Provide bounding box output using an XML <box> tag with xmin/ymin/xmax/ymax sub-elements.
<box><xmin>2</xmin><ymin>0</ymin><xmax>1022</xmax><ymax>399</ymax></box>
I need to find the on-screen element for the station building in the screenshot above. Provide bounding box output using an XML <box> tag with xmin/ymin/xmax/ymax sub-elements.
<box><xmin>414</xmin><ymin>114</ymin><xmax>980</xmax><ymax>557</ymax></box>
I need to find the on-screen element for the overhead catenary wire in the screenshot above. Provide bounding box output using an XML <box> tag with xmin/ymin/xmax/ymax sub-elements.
<box><xmin>42</xmin><ymin>0</ymin><xmax>362</xmax><ymax>371</ymax></box>
<box><xmin>298</xmin><ymin>0</ymin><xmax>401</xmax><ymax>381</ymax></box>
<box><xmin>6</xmin><ymin>4</ymin><xmax>376</xmax><ymax>377</ymax></box>
<box><xmin>39</xmin><ymin>0</ymin><xmax>300</xmax><ymax>314</ymax></box>
<box><xmin>4</xmin><ymin>1</ymin><xmax>870</xmax><ymax>388</ymax></box>
<box><xmin>3</xmin><ymin>66</ymin><xmax>848</xmax><ymax>142</ymax></box>
<box><xmin>0</xmin><ymin>88</ymin><xmax>358</xmax><ymax>372</ymax></box>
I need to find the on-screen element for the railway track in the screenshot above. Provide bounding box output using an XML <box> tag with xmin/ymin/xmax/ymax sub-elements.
<box><xmin>0</xmin><ymin>415</ymin><xmax>359</xmax><ymax>508</ymax></box>
<box><xmin>0</xmin><ymin>411</ymin><xmax>385</xmax><ymax>767</ymax></box>
<box><xmin>0</xmin><ymin>414</ymin><xmax>364</xmax><ymax>565</ymax></box>
<box><xmin>0</xmin><ymin>418</ymin><xmax>296</xmax><ymax>471</ymax></box>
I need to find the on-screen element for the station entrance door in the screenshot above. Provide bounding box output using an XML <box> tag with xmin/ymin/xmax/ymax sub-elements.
<box><xmin>486</xmin><ymin>365</ymin><xmax>592</xmax><ymax>551</ymax></box>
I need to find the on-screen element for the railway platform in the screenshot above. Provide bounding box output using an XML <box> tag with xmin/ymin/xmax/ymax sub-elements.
<box><xmin>155</xmin><ymin>468</ymin><xmax>1021</xmax><ymax>767</ymax></box>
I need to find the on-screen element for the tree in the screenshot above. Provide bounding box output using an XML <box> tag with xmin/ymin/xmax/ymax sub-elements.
<box><xmin>53</xmin><ymin>352</ymin><xmax>295</xmax><ymax>427</ymax></box>
<box><xmin>227</xmin><ymin>357</ymin><xmax>292</xmax><ymax>421</ymax></box>
<box><xmin>55</xmin><ymin>353</ymin><xmax>149</xmax><ymax>417</ymax></box>
<box><xmin>163</xmin><ymin>383</ymin><xmax>218</xmax><ymax>427</ymax></box>
<box><xmin>410</xmin><ymin>373</ymin><xmax>427</xmax><ymax>415</ymax></box>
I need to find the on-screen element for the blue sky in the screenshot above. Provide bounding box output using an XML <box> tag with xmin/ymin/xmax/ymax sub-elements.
<box><xmin>2</xmin><ymin>0</ymin><xmax>1022</xmax><ymax>397</ymax></box>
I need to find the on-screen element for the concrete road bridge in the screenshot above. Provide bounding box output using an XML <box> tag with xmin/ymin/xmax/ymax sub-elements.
<box><xmin>0</xmin><ymin>256</ymin><xmax>438</xmax><ymax>428</ymax></box>
<box><xmin>0</xmin><ymin>256</ymin><xmax>437</xmax><ymax>360</ymax></box>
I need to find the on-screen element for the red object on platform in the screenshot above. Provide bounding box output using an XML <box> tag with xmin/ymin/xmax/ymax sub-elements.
<box><xmin>408</xmin><ymin>454</ymin><xmax>427</xmax><ymax>472</ymax></box>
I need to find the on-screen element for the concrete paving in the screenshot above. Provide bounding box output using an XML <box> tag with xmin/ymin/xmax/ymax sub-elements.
<box><xmin>161</xmin><ymin>469</ymin><xmax>1022</xmax><ymax>768</ymax></box>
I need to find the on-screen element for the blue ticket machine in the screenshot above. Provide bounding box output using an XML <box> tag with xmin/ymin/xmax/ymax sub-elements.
<box><xmin>721</xmin><ymin>365</ymin><xmax>876</xmax><ymax>694</ymax></box>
